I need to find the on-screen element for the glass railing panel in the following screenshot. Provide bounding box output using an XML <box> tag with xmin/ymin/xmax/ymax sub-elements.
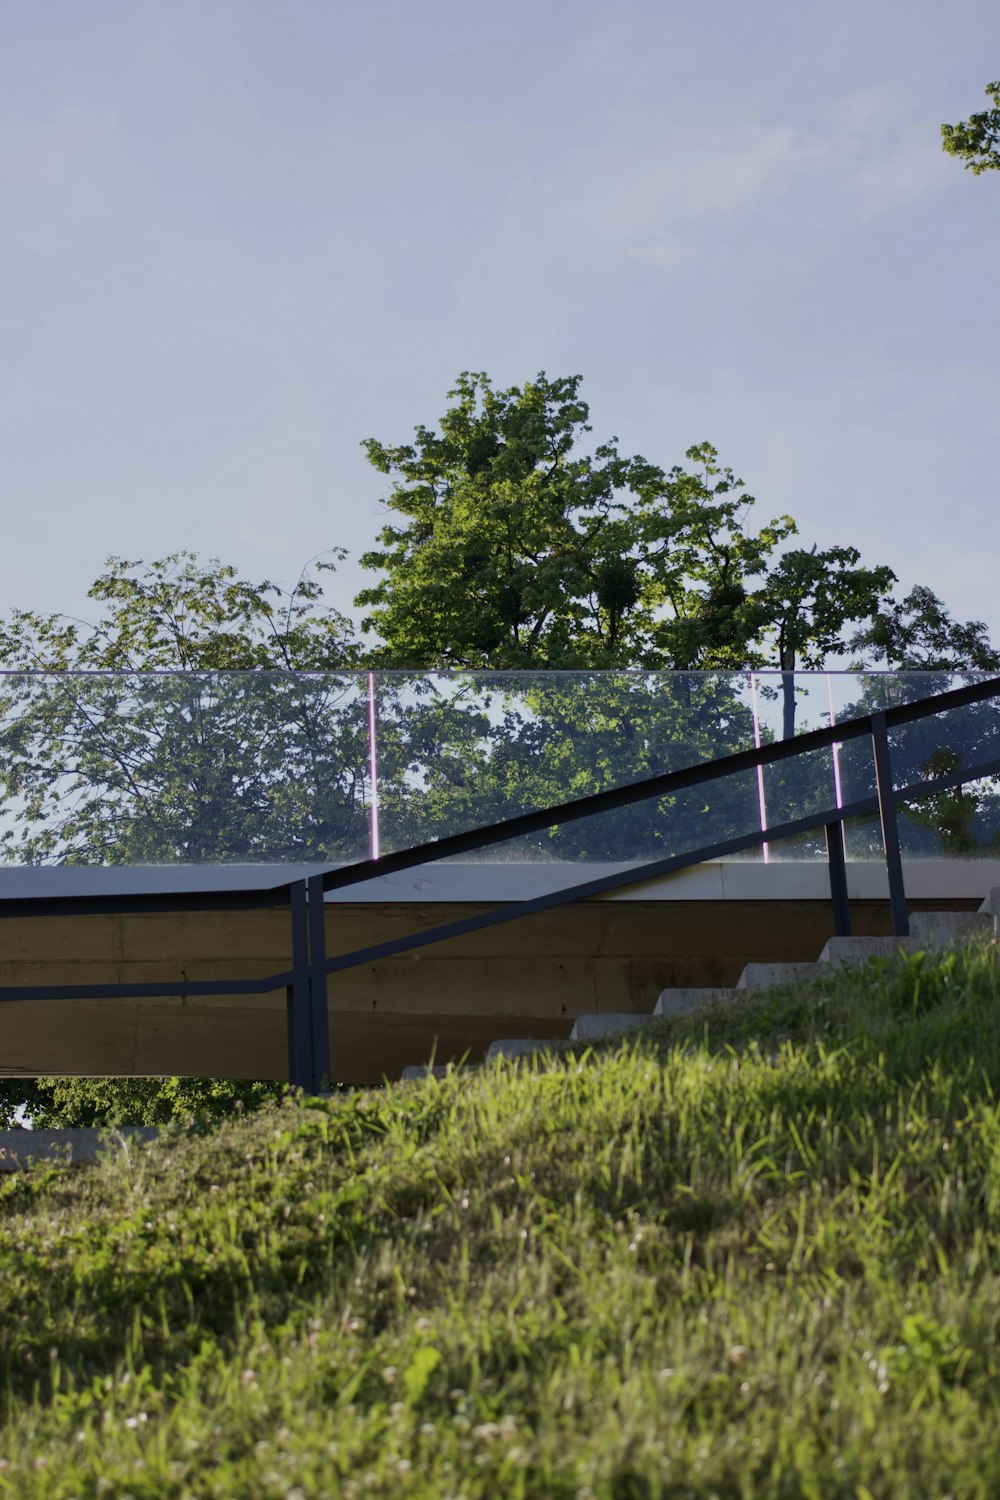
<box><xmin>887</xmin><ymin>678</ymin><xmax>1000</xmax><ymax>858</ymax></box>
<box><xmin>893</xmin><ymin>775</ymin><xmax>1000</xmax><ymax>859</ymax></box>
<box><xmin>0</xmin><ymin>669</ymin><xmax>996</xmax><ymax>871</ymax></box>
<box><xmin>402</xmin><ymin>764</ymin><xmax>766</xmax><ymax>870</ymax></box>
<box><xmin>370</xmin><ymin>671</ymin><xmax>761</xmax><ymax>858</ymax></box>
<box><xmin>803</xmin><ymin>671</ymin><xmax>1000</xmax><ymax>860</ymax></box>
<box><xmin>0</xmin><ymin>672</ymin><xmax>373</xmax><ymax>866</ymax></box>
<box><xmin>751</xmin><ymin>673</ymin><xmax>848</xmax><ymax>863</ymax></box>
<box><xmin>749</xmin><ymin>671</ymin><xmax>829</xmax><ymax>745</ymax></box>
<box><xmin>729</xmin><ymin>670</ymin><xmax>1000</xmax><ymax>863</ymax></box>
<box><xmin>757</xmin><ymin>744</ymin><xmax>841</xmax><ymax>856</ymax></box>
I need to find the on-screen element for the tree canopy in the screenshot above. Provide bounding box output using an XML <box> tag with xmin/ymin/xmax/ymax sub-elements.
<box><xmin>850</xmin><ymin>585</ymin><xmax>1000</xmax><ymax>673</ymax></box>
<box><xmin>356</xmin><ymin>370</ymin><xmax>674</xmax><ymax>668</ymax></box>
<box><xmin>356</xmin><ymin>371</ymin><xmax>897</xmax><ymax>685</ymax></box>
<box><xmin>942</xmin><ymin>81</ymin><xmax>1000</xmax><ymax>174</ymax></box>
<box><xmin>0</xmin><ymin>552</ymin><xmax>369</xmax><ymax>865</ymax></box>
<box><xmin>0</xmin><ymin>549</ymin><xmax>356</xmax><ymax>674</ymax></box>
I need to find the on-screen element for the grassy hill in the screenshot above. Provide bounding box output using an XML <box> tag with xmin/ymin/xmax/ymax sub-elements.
<box><xmin>2</xmin><ymin>939</ymin><xmax>1000</xmax><ymax>1498</ymax></box>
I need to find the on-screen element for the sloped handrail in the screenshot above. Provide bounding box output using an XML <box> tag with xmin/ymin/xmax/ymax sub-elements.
<box><xmin>0</xmin><ymin>672</ymin><xmax>998</xmax><ymax>1090</ymax></box>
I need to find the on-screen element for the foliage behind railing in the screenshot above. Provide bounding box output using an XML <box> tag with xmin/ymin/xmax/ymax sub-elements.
<box><xmin>0</xmin><ymin>670</ymin><xmax>998</xmax><ymax>867</ymax></box>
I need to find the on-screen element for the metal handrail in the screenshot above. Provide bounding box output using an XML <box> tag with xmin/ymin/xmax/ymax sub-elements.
<box><xmin>1</xmin><ymin>672</ymin><xmax>999</xmax><ymax>1090</ymax></box>
<box><xmin>306</xmin><ymin>674</ymin><xmax>1000</xmax><ymax>895</ymax></box>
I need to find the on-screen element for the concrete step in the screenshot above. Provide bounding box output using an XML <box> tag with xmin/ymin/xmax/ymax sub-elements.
<box><xmin>736</xmin><ymin>963</ymin><xmax>822</xmax><ymax>990</ymax></box>
<box><xmin>486</xmin><ymin>1038</ymin><xmax>559</xmax><ymax>1061</ymax></box>
<box><xmin>977</xmin><ymin>888</ymin><xmax>1000</xmax><ymax>922</ymax></box>
<box><xmin>909</xmin><ymin>911</ymin><xmax>995</xmax><ymax>946</ymax></box>
<box><xmin>0</xmin><ymin>1127</ymin><xmax>159</xmax><ymax>1172</ymax></box>
<box><xmin>570</xmin><ymin>1013</ymin><xmax>652</xmax><ymax>1041</ymax></box>
<box><xmin>485</xmin><ymin>885</ymin><xmax>1000</xmax><ymax>1073</ymax></box>
<box><xmin>654</xmin><ymin>987</ymin><xmax>735</xmax><ymax>1016</ymax></box>
<box><xmin>818</xmin><ymin>936</ymin><xmax>921</xmax><ymax>966</ymax></box>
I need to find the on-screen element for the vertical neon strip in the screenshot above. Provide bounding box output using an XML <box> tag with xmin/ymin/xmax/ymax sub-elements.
<box><xmin>750</xmin><ymin>672</ymin><xmax>770</xmax><ymax>863</ymax></box>
<box><xmin>367</xmin><ymin>671</ymin><xmax>380</xmax><ymax>861</ymax></box>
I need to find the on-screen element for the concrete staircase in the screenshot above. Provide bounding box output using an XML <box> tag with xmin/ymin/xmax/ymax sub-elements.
<box><xmin>446</xmin><ymin>890</ymin><xmax>999</xmax><ymax>1071</ymax></box>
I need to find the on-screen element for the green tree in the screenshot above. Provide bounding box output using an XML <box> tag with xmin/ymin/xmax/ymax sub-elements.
<box><xmin>357</xmin><ymin>370</ymin><xmax>900</xmax><ymax>772</ymax></box>
<box><xmin>906</xmin><ymin>747</ymin><xmax>997</xmax><ymax>855</ymax></box>
<box><xmin>357</xmin><ymin>372</ymin><xmax>901</xmax><ymax>690</ymax></box>
<box><xmin>1</xmin><ymin>549</ymin><xmax>355</xmax><ymax>673</ymax></box>
<box><xmin>0</xmin><ymin>552</ymin><xmax>369</xmax><ymax>865</ymax></box>
<box><xmin>849</xmin><ymin>585</ymin><xmax>1000</xmax><ymax>673</ymax></box>
<box><xmin>741</xmin><ymin>545</ymin><xmax>896</xmax><ymax>738</ymax></box>
<box><xmin>0</xmin><ymin>1076</ymin><xmax>289</xmax><ymax>1130</ymax></box>
<box><xmin>357</xmin><ymin>371</ymin><xmax>659</xmax><ymax>667</ymax></box>
<box><xmin>355</xmin><ymin>370</ymin><xmax>910</xmax><ymax>873</ymax></box>
<box><xmin>638</xmin><ymin>442</ymin><xmax>796</xmax><ymax>671</ymax></box>
<box><xmin>356</xmin><ymin>376</ymin><xmax>808</xmax><ymax>858</ymax></box>
<box><xmin>841</xmin><ymin>588</ymin><xmax>1000</xmax><ymax>859</ymax></box>
<box><xmin>942</xmin><ymin>81</ymin><xmax>1000</xmax><ymax>174</ymax></box>
<box><xmin>356</xmin><ymin>372</ymin><xmax>797</xmax><ymax>671</ymax></box>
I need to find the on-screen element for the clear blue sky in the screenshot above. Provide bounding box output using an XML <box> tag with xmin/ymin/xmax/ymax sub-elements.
<box><xmin>2</xmin><ymin>0</ymin><xmax>997</xmax><ymax>643</ymax></box>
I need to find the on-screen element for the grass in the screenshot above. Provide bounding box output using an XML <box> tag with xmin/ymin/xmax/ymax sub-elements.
<box><xmin>2</xmin><ymin>940</ymin><xmax>1000</xmax><ymax>1497</ymax></box>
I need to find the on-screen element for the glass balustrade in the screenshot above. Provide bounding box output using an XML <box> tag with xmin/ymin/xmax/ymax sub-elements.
<box><xmin>0</xmin><ymin>670</ymin><xmax>996</xmax><ymax>869</ymax></box>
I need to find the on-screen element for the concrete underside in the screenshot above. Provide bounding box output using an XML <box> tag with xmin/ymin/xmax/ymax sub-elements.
<box><xmin>1</xmin><ymin>858</ymin><xmax>993</xmax><ymax>1083</ymax></box>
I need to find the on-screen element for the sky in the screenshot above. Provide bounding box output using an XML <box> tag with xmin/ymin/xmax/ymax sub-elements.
<box><xmin>1</xmin><ymin>0</ymin><xmax>997</xmax><ymax>647</ymax></box>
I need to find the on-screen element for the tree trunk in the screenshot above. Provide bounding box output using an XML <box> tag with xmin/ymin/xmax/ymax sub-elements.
<box><xmin>780</xmin><ymin>652</ymin><xmax>796</xmax><ymax>740</ymax></box>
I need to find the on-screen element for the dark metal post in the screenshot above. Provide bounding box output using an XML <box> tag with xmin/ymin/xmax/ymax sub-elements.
<box><xmin>287</xmin><ymin>879</ymin><xmax>312</xmax><ymax>1087</ymax></box>
<box><xmin>871</xmin><ymin>711</ymin><xmax>908</xmax><ymax>937</ymax></box>
<box><xmin>825</xmin><ymin>820</ymin><xmax>851</xmax><ymax>936</ymax></box>
<box><xmin>307</xmin><ymin>874</ymin><xmax>330</xmax><ymax>1093</ymax></box>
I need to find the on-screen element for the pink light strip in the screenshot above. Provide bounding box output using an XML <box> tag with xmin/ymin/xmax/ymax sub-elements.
<box><xmin>367</xmin><ymin>671</ymin><xmax>381</xmax><ymax>861</ymax></box>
